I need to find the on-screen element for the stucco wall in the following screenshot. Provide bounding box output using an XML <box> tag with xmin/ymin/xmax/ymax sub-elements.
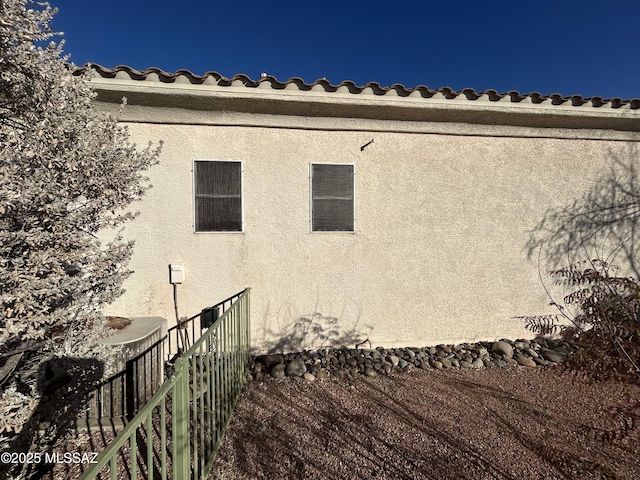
<box><xmin>102</xmin><ymin>118</ymin><xmax>628</xmax><ymax>351</ymax></box>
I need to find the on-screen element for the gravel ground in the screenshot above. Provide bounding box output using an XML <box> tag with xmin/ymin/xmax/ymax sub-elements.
<box><xmin>209</xmin><ymin>367</ymin><xmax>640</xmax><ymax>480</ymax></box>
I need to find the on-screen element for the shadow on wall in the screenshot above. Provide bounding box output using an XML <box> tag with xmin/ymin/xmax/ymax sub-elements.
<box><xmin>527</xmin><ymin>145</ymin><xmax>640</xmax><ymax>277</ymax></box>
<box><xmin>261</xmin><ymin>312</ymin><xmax>371</xmax><ymax>354</ymax></box>
<box><xmin>0</xmin><ymin>357</ymin><xmax>104</xmax><ymax>480</ymax></box>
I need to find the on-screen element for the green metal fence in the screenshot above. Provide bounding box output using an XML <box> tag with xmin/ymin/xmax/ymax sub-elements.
<box><xmin>79</xmin><ymin>288</ymin><xmax>251</xmax><ymax>480</ymax></box>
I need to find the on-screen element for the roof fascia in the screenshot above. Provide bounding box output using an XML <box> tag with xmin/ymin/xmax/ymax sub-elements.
<box><xmin>89</xmin><ymin>77</ymin><xmax>640</xmax><ymax>137</ymax></box>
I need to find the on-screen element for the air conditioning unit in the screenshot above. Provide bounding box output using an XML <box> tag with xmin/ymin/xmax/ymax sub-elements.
<box><xmin>84</xmin><ymin>317</ymin><xmax>167</xmax><ymax>421</ymax></box>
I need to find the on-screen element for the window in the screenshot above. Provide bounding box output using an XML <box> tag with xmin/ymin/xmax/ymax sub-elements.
<box><xmin>193</xmin><ymin>160</ymin><xmax>243</xmax><ymax>232</ymax></box>
<box><xmin>310</xmin><ymin>163</ymin><xmax>355</xmax><ymax>232</ymax></box>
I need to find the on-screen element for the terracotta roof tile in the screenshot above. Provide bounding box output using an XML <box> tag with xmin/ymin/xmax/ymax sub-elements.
<box><xmin>75</xmin><ymin>64</ymin><xmax>640</xmax><ymax>110</ymax></box>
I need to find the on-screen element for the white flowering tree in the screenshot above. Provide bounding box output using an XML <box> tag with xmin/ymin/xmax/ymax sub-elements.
<box><xmin>0</xmin><ymin>0</ymin><xmax>161</xmax><ymax>445</ymax></box>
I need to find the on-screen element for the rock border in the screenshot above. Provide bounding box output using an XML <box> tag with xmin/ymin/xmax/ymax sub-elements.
<box><xmin>249</xmin><ymin>337</ymin><xmax>576</xmax><ymax>382</ymax></box>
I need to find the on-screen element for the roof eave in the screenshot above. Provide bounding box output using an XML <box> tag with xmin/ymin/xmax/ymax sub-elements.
<box><xmin>89</xmin><ymin>77</ymin><xmax>640</xmax><ymax>134</ymax></box>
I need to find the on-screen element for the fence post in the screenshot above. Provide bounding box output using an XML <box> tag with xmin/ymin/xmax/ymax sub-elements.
<box><xmin>172</xmin><ymin>357</ymin><xmax>191</xmax><ymax>479</ymax></box>
<box><xmin>79</xmin><ymin>289</ymin><xmax>250</xmax><ymax>480</ymax></box>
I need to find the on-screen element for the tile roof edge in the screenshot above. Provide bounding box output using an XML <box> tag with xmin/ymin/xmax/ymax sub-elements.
<box><xmin>74</xmin><ymin>64</ymin><xmax>640</xmax><ymax>109</ymax></box>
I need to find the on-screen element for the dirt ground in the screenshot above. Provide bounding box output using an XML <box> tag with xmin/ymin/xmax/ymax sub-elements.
<box><xmin>209</xmin><ymin>367</ymin><xmax>640</xmax><ymax>480</ymax></box>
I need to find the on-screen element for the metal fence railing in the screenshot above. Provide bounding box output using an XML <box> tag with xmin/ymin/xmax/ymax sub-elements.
<box><xmin>83</xmin><ymin>329</ymin><xmax>166</xmax><ymax>421</ymax></box>
<box><xmin>166</xmin><ymin>289</ymin><xmax>247</xmax><ymax>359</ymax></box>
<box><xmin>78</xmin><ymin>288</ymin><xmax>251</xmax><ymax>480</ymax></box>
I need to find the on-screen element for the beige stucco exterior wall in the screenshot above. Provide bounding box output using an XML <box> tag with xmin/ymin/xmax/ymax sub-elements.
<box><xmin>100</xmin><ymin>110</ymin><xmax>634</xmax><ymax>351</ymax></box>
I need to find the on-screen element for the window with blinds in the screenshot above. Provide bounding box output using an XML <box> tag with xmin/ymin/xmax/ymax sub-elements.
<box><xmin>193</xmin><ymin>160</ymin><xmax>243</xmax><ymax>232</ymax></box>
<box><xmin>310</xmin><ymin>163</ymin><xmax>355</xmax><ymax>232</ymax></box>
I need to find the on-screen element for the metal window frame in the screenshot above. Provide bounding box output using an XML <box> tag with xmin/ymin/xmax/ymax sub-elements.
<box><xmin>192</xmin><ymin>159</ymin><xmax>245</xmax><ymax>233</ymax></box>
<box><xmin>309</xmin><ymin>162</ymin><xmax>356</xmax><ymax>233</ymax></box>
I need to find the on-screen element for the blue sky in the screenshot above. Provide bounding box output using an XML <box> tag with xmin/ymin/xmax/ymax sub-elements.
<box><xmin>49</xmin><ymin>0</ymin><xmax>640</xmax><ymax>99</ymax></box>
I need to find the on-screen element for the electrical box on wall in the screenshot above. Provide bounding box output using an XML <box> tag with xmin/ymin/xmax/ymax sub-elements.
<box><xmin>201</xmin><ymin>306</ymin><xmax>219</xmax><ymax>329</ymax></box>
<box><xmin>169</xmin><ymin>263</ymin><xmax>185</xmax><ymax>284</ymax></box>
